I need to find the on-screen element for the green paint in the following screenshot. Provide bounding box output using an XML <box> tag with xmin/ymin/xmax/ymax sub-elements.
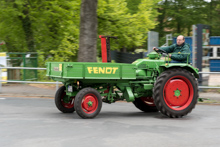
<box><xmin>63</xmin><ymin>95</ymin><xmax>70</xmax><ymax>103</ymax></box>
<box><xmin>143</xmin><ymin>84</ymin><xmax>153</xmax><ymax>90</ymax></box>
<box><xmin>124</xmin><ymin>87</ymin><xmax>135</xmax><ymax>102</ymax></box>
<box><xmin>87</xmin><ymin>101</ymin><xmax>93</xmax><ymax>107</ymax></box>
<box><xmin>174</xmin><ymin>89</ymin><xmax>181</xmax><ymax>97</ymax></box>
<box><xmin>147</xmin><ymin>52</ymin><xmax>160</xmax><ymax>59</ymax></box>
<box><xmin>47</xmin><ymin>52</ymin><xmax>199</xmax><ymax>104</ymax></box>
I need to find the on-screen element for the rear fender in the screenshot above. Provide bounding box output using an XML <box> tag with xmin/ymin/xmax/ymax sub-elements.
<box><xmin>159</xmin><ymin>64</ymin><xmax>199</xmax><ymax>79</ymax></box>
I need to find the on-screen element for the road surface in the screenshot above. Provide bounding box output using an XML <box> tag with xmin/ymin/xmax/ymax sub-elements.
<box><xmin>0</xmin><ymin>97</ymin><xmax>220</xmax><ymax>147</ymax></box>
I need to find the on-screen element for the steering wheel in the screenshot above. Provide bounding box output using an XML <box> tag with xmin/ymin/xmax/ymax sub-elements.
<box><xmin>154</xmin><ymin>48</ymin><xmax>168</xmax><ymax>57</ymax></box>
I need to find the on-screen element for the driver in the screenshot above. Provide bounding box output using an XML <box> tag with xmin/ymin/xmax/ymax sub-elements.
<box><xmin>153</xmin><ymin>35</ymin><xmax>190</xmax><ymax>63</ymax></box>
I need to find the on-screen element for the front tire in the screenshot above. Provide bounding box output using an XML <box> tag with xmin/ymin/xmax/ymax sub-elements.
<box><xmin>153</xmin><ymin>68</ymin><xmax>198</xmax><ymax>118</ymax></box>
<box><xmin>74</xmin><ymin>87</ymin><xmax>102</xmax><ymax>119</ymax></box>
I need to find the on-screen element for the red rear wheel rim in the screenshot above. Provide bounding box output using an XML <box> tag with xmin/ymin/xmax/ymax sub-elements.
<box><xmin>163</xmin><ymin>76</ymin><xmax>194</xmax><ymax>110</ymax></box>
<box><xmin>61</xmin><ymin>93</ymin><xmax>74</xmax><ymax>109</ymax></box>
<box><xmin>140</xmin><ymin>97</ymin><xmax>156</xmax><ymax>106</ymax></box>
<box><xmin>81</xmin><ymin>93</ymin><xmax>98</xmax><ymax>114</ymax></box>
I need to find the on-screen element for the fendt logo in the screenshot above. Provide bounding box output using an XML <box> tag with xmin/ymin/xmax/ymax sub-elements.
<box><xmin>87</xmin><ymin>67</ymin><xmax>118</xmax><ymax>74</ymax></box>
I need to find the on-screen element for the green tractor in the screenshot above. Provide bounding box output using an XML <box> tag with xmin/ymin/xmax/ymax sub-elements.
<box><xmin>46</xmin><ymin>37</ymin><xmax>199</xmax><ymax>119</ymax></box>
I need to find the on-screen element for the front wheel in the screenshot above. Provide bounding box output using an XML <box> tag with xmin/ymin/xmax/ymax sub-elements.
<box><xmin>153</xmin><ymin>68</ymin><xmax>198</xmax><ymax>118</ymax></box>
<box><xmin>74</xmin><ymin>87</ymin><xmax>102</xmax><ymax>119</ymax></box>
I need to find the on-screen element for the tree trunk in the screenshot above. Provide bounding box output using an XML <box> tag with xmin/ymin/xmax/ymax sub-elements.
<box><xmin>17</xmin><ymin>3</ymin><xmax>35</xmax><ymax>52</ymax></box>
<box><xmin>157</xmin><ymin>8</ymin><xmax>165</xmax><ymax>38</ymax></box>
<box><xmin>120</xmin><ymin>46</ymin><xmax>127</xmax><ymax>53</ymax></box>
<box><xmin>4</xmin><ymin>37</ymin><xmax>14</xmax><ymax>52</ymax></box>
<box><xmin>187</xmin><ymin>25</ymin><xmax>191</xmax><ymax>36</ymax></box>
<box><xmin>177</xmin><ymin>21</ymin><xmax>181</xmax><ymax>34</ymax></box>
<box><xmin>78</xmin><ymin>0</ymin><xmax>97</xmax><ymax>62</ymax></box>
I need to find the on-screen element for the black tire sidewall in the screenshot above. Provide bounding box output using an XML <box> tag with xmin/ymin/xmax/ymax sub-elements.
<box><xmin>154</xmin><ymin>68</ymin><xmax>198</xmax><ymax>117</ymax></box>
<box><xmin>133</xmin><ymin>98</ymin><xmax>158</xmax><ymax>112</ymax></box>
<box><xmin>55</xmin><ymin>86</ymin><xmax>75</xmax><ymax>113</ymax></box>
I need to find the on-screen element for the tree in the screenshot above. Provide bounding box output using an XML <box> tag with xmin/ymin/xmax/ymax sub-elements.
<box><xmin>154</xmin><ymin>0</ymin><xmax>220</xmax><ymax>39</ymax></box>
<box><xmin>0</xmin><ymin>0</ymin><xmax>27</xmax><ymax>52</ymax></box>
<box><xmin>77</xmin><ymin>0</ymin><xmax>98</xmax><ymax>62</ymax></box>
<box><xmin>98</xmin><ymin>0</ymin><xmax>159</xmax><ymax>52</ymax></box>
<box><xmin>126</xmin><ymin>0</ymin><xmax>141</xmax><ymax>14</ymax></box>
<box><xmin>0</xmin><ymin>0</ymin><xmax>160</xmax><ymax>64</ymax></box>
<box><xmin>35</xmin><ymin>0</ymin><xmax>80</xmax><ymax>62</ymax></box>
<box><xmin>206</xmin><ymin>0</ymin><xmax>220</xmax><ymax>36</ymax></box>
<box><xmin>0</xmin><ymin>0</ymin><xmax>80</xmax><ymax>61</ymax></box>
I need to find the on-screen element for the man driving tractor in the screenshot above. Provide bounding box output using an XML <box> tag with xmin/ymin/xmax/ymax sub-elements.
<box><xmin>153</xmin><ymin>35</ymin><xmax>190</xmax><ymax>63</ymax></box>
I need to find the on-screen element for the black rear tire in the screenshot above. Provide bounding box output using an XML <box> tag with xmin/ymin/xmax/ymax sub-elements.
<box><xmin>55</xmin><ymin>86</ymin><xmax>75</xmax><ymax>113</ymax></box>
<box><xmin>133</xmin><ymin>97</ymin><xmax>158</xmax><ymax>112</ymax></box>
<box><xmin>153</xmin><ymin>68</ymin><xmax>198</xmax><ymax>118</ymax></box>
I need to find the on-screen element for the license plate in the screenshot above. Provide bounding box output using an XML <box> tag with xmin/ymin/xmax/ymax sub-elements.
<box><xmin>68</xmin><ymin>86</ymin><xmax>73</xmax><ymax>92</ymax></box>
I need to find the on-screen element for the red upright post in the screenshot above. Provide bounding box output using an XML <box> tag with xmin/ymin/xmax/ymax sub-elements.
<box><xmin>99</xmin><ymin>35</ymin><xmax>107</xmax><ymax>63</ymax></box>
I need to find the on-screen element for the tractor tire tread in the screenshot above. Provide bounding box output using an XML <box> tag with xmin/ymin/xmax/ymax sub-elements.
<box><xmin>133</xmin><ymin>98</ymin><xmax>158</xmax><ymax>112</ymax></box>
<box><xmin>153</xmin><ymin>68</ymin><xmax>198</xmax><ymax>118</ymax></box>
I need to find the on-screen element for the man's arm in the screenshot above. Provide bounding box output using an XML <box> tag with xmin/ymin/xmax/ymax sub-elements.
<box><xmin>157</xmin><ymin>44</ymin><xmax>175</xmax><ymax>53</ymax></box>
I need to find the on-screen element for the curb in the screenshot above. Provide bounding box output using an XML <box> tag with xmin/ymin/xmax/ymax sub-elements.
<box><xmin>0</xmin><ymin>94</ymin><xmax>54</xmax><ymax>99</ymax></box>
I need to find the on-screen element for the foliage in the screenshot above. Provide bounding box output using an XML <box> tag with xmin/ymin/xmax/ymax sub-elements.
<box><xmin>207</xmin><ymin>1</ymin><xmax>220</xmax><ymax>36</ymax></box>
<box><xmin>0</xmin><ymin>0</ymin><xmax>159</xmax><ymax>63</ymax></box>
<box><xmin>154</xmin><ymin>0</ymin><xmax>220</xmax><ymax>39</ymax></box>
<box><xmin>0</xmin><ymin>0</ymin><xmax>27</xmax><ymax>52</ymax></box>
<box><xmin>0</xmin><ymin>0</ymin><xmax>80</xmax><ymax>63</ymax></box>
<box><xmin>98</xmin><ymin>0</ymin><xmax>159</xmax><ymax>52</ymax></box>
<box><xmin>126</xmin><ymin>0</ymin><xmax>141</xmax><ymax>14</ymax></box>
<box><xmin>1</xmin><ymin>0</ymin><xmax>219</xmax><ymax>66</ymax></box>
<box><xmin>33</xmin><ymin>0</ymin><xmax>80</xmax><ymax>62</ymax></box>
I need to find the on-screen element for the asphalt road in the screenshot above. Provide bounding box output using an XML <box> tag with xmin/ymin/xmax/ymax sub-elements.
<box><xmin>0</xmin><ymin>97</ymin><xmax>220</xmax><ymax>147</ymax></box>
<box><xmin>1</xmin><ymin>84</ymin><xmax>220</xmax><ymax>103</ymax></box>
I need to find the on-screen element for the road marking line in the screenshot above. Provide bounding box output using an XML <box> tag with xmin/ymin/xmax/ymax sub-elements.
<box><xmin>0</xmin><ymin>98</ymin><xmax>6</xmax><ymax>100</ymax></box>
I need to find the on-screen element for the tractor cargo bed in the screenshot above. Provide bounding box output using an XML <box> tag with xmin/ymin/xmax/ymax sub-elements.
<box><xmin>46</xmin><ymin>62</ymin><xmax>136</xmax><ymax>80</ymax></box>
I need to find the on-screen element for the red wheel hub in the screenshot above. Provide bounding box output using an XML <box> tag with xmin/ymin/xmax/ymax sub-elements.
<box><xmin>140</xmin><ymin>97</ymin><xmax>156</xmax><ymax>106</ymax></box>
<box><xmin>163</xmin><ymin>76</ymin><xmax>194</xmax><ymax>110</ymax></box>
<box><xmin>61</xmin><ymin>93</ymin><xmax>74</xmax><ymax>109</ymax></box>
<box><xmin>81</xmin><ymin>94</ymin><xmax>98</xmax><ymax>114</ymax></box>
